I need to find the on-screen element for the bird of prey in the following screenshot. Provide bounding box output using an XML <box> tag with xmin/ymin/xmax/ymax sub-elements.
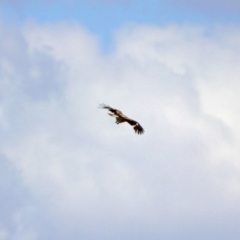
<box><xmin>99</xmin><ymin>103</ymin><xmax>144</xmax><ymax>135</ymax></box>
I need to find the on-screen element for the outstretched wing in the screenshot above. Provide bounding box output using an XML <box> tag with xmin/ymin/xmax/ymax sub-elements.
<box><xmin>125</xmin><ymin>119</ymin><xmax>145</xmax><ymax>135</ymax></box>
<box><xmin>99</xmin><ymin>103</ymin><xmax>116</xmax><ymax>112</ymax></box>
<box><xmin>99</xmin><ymin>103</ymin><xmax>125</xmax><ymax>116</ymax></box>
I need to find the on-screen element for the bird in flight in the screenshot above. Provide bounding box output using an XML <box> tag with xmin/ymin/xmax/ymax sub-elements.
<box><xmin>99</xmin><ymin>103</ymin><xmax>144</xmax><ymax>135</ymax></box>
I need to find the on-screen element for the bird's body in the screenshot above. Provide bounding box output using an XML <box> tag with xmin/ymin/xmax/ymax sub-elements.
<box><xmin>99</xmin><ymin>104</ymin><xmax>144</xmax><ymax>134</ymax></box>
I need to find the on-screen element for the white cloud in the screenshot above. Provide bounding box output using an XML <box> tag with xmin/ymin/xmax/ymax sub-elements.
<box><xmin>1</xmin><ymin>21</ymin><xmax>240</xmax><ymax>239</ymax></box>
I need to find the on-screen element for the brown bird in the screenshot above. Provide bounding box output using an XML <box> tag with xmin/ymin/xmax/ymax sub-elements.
<box><xmin>99</xmin><ymin>103</ymin><xmax>144</xmax><ymax>135</ymax></box>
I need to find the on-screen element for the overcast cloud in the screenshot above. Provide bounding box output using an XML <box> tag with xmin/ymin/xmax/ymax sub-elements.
<box><xmin>0</xmin><ymin>21</ymin><xmax>240</xmax><ymax>239</ymax></box>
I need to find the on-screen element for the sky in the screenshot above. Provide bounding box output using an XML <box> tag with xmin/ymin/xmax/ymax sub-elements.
<box><xmin>0</xmin><ymin>0</ymin><xmax>240</xmax><ymax>240</ymax></box>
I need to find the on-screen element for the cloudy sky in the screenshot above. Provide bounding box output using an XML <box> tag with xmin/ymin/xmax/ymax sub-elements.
<box><xmin>1</xmin><ymin>0</ymin><xmax>240</xmax><ymax>239</ymax></box>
